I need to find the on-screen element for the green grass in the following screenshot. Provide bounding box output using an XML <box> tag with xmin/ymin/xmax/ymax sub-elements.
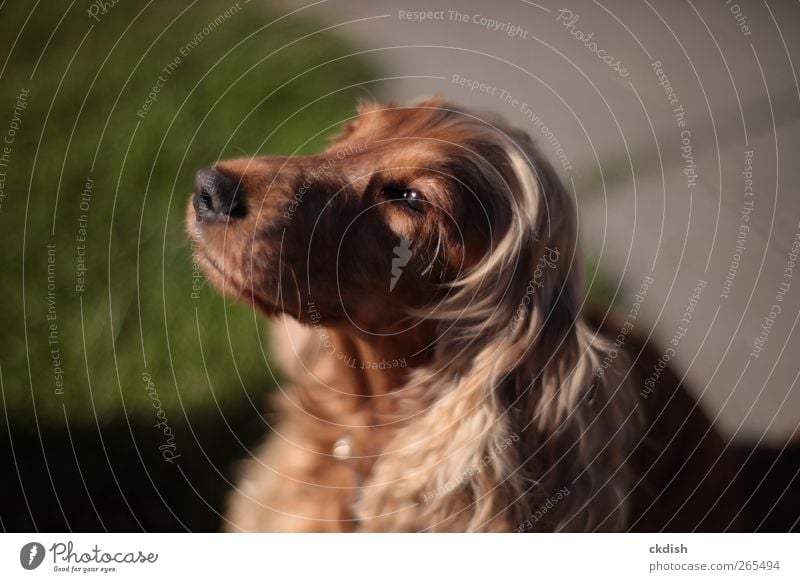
<box><xmin>0</xmin><ymin>1</ymin><xmax>378</xmax><ymax>426</ymax></box>
<box><xmin>584</xmin><ymin>253</ymin><xmax>623</xmax><ymax>309</ymax></box>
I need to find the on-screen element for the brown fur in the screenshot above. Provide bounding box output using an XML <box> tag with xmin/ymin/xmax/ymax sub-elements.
<box><xmin>187</xmin><ymin>98</ymin><xmax>743</xmax><ymax>531</ymax></box>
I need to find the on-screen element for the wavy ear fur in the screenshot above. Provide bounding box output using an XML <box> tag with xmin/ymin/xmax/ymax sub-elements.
<box><xmin>357</xmin><ymin>121</ymin><xmax>642</xmax><ymax>531</ymax></box>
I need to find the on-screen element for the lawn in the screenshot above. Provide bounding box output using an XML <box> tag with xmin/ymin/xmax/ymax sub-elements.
<box><xmin>0</xmin><ymin>0</ymin><xmax>377</xmax><ymax>428</ymax></box>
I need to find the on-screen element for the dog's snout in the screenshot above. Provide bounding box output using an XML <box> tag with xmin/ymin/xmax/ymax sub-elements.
<box><xmin>193</xmin><ymin>167</ymin><xmax>245</xmax><ymax>221</ymax></box>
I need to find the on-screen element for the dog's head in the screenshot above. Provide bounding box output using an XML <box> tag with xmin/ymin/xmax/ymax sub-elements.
<box><xmin>187</xmin><ymin>98</ymin><xmax>640</xmax><ymax>530</ymax></box>
<box><xmin>187</xmin><ymin>98</ymin><xmax>575</xmax><ymax>337</ymax></box>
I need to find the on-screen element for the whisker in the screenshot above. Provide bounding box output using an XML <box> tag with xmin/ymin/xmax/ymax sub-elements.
<box><xmin>288</xmin><ymin>264</ymin><xmax>303</xmax><ymax>321</ymax></box>
<box><xmin>420</xmin><ymin>229</ymin><xmax>443</xmax><ymax>277</ymax></box>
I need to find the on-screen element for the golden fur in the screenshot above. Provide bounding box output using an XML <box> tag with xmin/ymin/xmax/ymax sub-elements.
<box><xmin>187</xmin><ymin>98</ymin><xmax>742</xmax><ymax>532</ymax></box>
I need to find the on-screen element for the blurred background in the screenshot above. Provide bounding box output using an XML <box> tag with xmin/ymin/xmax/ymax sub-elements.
<box><xmin>1</xmin><ymin>0</ymin><xmax>798</xmax><ymax>531</ymax></box>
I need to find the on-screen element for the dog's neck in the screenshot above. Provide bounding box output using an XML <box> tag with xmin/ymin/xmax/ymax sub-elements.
<box><xmin>277</xmin><ymin>315</ymin><xmax>439</xmax><ymax>435</ymax></box>
<box><xmin>334</xmin><ymin>324</ymin><xmax>441</xmax><ymax>525</ymax></box>
<box><xmin>276</xmin><ymin>319</ymin><xmax>438</xmax><ymax>518</ymax></box>
<box><xmin>328</xmin><ymin>324</ymin><xmax>436</xmax><ymax>398</ymax></box>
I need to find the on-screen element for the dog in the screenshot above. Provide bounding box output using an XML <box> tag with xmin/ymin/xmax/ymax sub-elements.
<box><xmin>187</xmin><ymin>98</ymin><xmax>743</xmax><ymax>532</ymax></box>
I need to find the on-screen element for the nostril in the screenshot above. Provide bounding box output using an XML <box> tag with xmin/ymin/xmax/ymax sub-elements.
<box><xmin>193</xmin><ymin>167</ymin><xmax>246</xmax><ymax>221</ymax></box>
<box><xmin>193</xmin><ymin>189</ymin><xmax>214</xmax><ymax>221</ymax></box>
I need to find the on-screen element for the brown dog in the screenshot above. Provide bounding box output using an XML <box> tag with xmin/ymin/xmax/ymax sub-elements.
<box><xmin>187</xmin><ymin>98</ymin><xmax>743</xmax><ymax>532</ymax></box>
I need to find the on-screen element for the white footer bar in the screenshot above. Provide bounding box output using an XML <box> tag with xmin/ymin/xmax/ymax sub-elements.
<box><xmin>1</xmin><ymin>533</ymin><xmax>796</xmax><ymax>580</ymax></box>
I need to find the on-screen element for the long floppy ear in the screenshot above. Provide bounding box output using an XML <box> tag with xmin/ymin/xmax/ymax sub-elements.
<box><xmin>356</xmin><ymin>124</ymin><xmax>641</xmax><ymax>532</ymax></box>
<box><xmin>495</xmin><ymin>135</ymin><xmax>644</xmax><ymax>532</ymax></box>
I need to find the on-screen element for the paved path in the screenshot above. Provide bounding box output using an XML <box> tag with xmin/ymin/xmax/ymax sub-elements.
<box><xmin>275</xmin><ymin>0</ymin><xmax>800</xmax><ymax>444</ymax></box>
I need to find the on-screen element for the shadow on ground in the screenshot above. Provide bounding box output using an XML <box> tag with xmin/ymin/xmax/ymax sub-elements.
<box><xmin>2</xmin><ymin>415</ymin><xmax>798</xmax><ymax>532</ymax></box>
<box><xmin>0</xmin><ymin>407</ymin><xmax>267</xmax><ymax>532</ymax></box>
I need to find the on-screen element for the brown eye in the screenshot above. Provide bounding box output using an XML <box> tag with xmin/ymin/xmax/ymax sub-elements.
<box><xmin>403</xmin><ymin>190</ymin><xmax>424</xmax><ymax>212</ymax></box>
<box><xmin>386</xmin><ymin>186</ymin><xmax>424</xmax><ymax>213</ymax></box>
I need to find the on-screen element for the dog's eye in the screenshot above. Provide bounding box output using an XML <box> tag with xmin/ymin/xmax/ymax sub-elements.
<box><xmin>402</xmin><ymin>190</ymin><xmax>424</xmax><ymax>212</ymax></box>
<box><xmin>386</xmin><ymin>187</ymin><xmax>424</xmax><ymax>213</ymax></box>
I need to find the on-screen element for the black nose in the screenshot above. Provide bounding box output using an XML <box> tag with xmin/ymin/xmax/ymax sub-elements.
<box><xmin>193</xmin><ymin>167</ymin><xmax>245</xmax><ymax>221</ymax></box>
